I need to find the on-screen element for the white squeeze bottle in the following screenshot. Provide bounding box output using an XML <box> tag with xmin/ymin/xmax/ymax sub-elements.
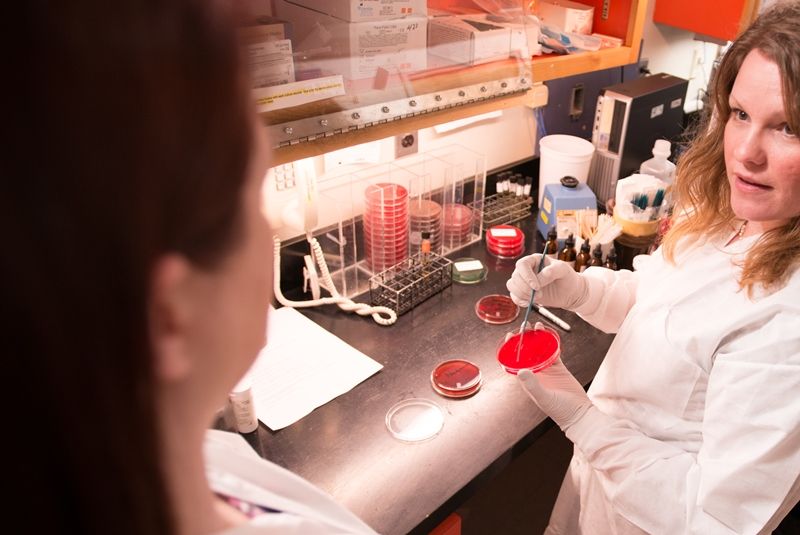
<box><xmin>640</xmin><ymin>139</ymin><xmax>676</xmax><ymax>184</ymax></box>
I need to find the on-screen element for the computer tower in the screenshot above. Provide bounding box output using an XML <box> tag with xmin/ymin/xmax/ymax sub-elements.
<box><xmin>588</xmin><ymin>73</ymin><xmax>688</xmax><ymax>205</ymax></box>
<box><xmin>540</xmin><ymin>62</ymin><xmax>640</xmax><ymax>143</ymax></box>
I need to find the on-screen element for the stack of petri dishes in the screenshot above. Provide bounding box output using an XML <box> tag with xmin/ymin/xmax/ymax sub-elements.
<box><xmin>364</xmin><ymin>182</ymin><xmax>409</xmax><ymax>273</ymax></box>
<box><xmin>409</xmin><ymin>199</ymin><xmax>442</xmax><ymax>253</ymax></box>
<box><xmin>486</xmin><ymin>224</ymin><xmax>525</xmax><ymax>259</ymax></box>
<box><xmin>430</xmin><ymin>359</ymin><xmax>482</xmax><ymax>398</ymax></box>
<box><xmin>442</xmin><ymin>203</ymin><xmax>473</xmax><ymax>249</ymax></box>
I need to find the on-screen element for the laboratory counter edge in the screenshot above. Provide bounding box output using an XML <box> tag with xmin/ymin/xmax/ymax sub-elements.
<box><xmin>224</xmin><ymin>218</ymin><xmax>614</xmax><ymax>535</ymax></box>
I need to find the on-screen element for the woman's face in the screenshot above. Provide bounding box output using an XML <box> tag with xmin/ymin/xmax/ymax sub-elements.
<box><xmin>724</xmin><ymin>49</ymin><xmax>800</xmax><ymax>232</ymax></box>
<box><xmin>187</xmin><ymin>123</ymin><xmax>274</xmax><ymax>400</ymax></box>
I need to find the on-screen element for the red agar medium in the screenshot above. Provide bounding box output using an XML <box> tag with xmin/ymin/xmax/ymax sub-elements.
<box><xmin>475</xmin><ymin>295</ymin><xmax>520</xmax><ymax>324</ymax></box>
<box><xmin>497</xmin><ymin>328</ymin><xmax>560</xmax><ymax>374</ymax></box>
<box><xmin>431</xmin><ymin>360</ymin><xmax>482</xmax><ymax>398</ymax></box>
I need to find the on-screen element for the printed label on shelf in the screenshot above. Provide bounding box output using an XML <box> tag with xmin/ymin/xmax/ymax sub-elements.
<box><xmin>253</xmin><ymin>75</ymin><xmax>345</xmax><ymax>112</ymax></box>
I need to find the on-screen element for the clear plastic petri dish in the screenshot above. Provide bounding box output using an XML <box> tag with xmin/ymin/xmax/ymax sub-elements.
<box><xmin>497</xmin><ymin>322</ymin><xmax>560</xmax><ymax>374</ymax></box>
<box><xmin>385</xmin><ymin>398</ymin><xmax>445</xmax><ymax>443</ymax></box>
<box><xmin>451</xmin><ymin>257</ymin><xmax>488</xmax><ymax>284</ymax></box>
<box><xmin>475</xmin><ymin>294</ymin><xmax>520</xmax><ymax>324</ymax></box>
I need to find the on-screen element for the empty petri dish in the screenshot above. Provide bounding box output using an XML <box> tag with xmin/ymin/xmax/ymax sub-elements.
<box><xmin>385</xmin><ymin>398</ymin><xmax>445</xmax><ymax>443</ymax></box>
<box><xmin>452</xmin><ymin>257</ymin><xmax>488</xmax><ymax>284</ymax></box>
<box><xmin>431</xmin><ymin>359</ymin><xmax>482</xmax><ymax>394</ymax></box>
<box><xmin>475</xmin><ymin>294</ymin><xmax>520</xmax><ymax>324</ymax></box>
<box><xmin>497</xmin><ymin>322</ymin><xmax>561</xmax><ymax>374</ymax></box>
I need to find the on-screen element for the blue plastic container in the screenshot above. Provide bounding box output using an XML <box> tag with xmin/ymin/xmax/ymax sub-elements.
<box><xmin>537</xmin><ymin>176</ymin><xmax>597</xmax><ymax>244</ymax></box>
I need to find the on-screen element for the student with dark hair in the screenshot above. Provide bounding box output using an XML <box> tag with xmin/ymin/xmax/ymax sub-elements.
<box><xmin>3</xmin><ymin>1</ymin><xmax>377</xmax><ymax>533</ymax></box>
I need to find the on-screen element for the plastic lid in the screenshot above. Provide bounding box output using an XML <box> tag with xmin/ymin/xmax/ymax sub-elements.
<box><xmin>475</xmin><ymin>294</ymin><xmax>520</xmax><ymax>324</ymax></box>
<box><xmin>431</xmin><ymin>359</ymin><xmax>482</xmax><ymax>398</ymax></box>
<box><xmin>653</xmin><ymin>139</ymin><xmax>671</xmax><ymax>157</ymax></box>
<box><xmin>385</xmin><ymin>398</ymin><xmax>445</xmax><ymax>443</ymax></box>
<box><xmin>452</xmin><ymin>257</ymin><xmax>488</xmax><ymax>284</ymax></box>
<box><xmin>560</xmin><ymin>176</ymin><xmax>579</xmax><ymax>188</ymax></box>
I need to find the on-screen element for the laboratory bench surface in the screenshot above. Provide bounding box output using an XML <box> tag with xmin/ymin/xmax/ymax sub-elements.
<box><xmin>234</xmin><ymin>218</ymin><xmax>614</xmax><ymax>535</ymax></box>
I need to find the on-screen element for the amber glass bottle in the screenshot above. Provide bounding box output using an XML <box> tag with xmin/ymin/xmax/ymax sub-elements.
<box><xmin>575</xmin><ymin>238</ymin><xmax>591</xmax><ymax>272</ymax></box>
<box><xmin>544</xmin><ymin>227</ymin><xmax>559</xmax><ymax>258</ymax></box>
<box><xmin>558</xmin><ymin>233</ymin><xmax>577</xmax><ymax>269</ymax></box>
<box><xmin>590</xmin><ymin>243</ymin><xmax>604</xmax><ymax>267</ymax></box>
<box><xmin>604</xmin><ymin>247</ymin><xmax>619</xmax><ymax>270</ymax></box>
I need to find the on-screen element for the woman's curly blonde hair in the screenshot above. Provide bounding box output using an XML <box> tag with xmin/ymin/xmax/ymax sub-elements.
<box><xmin>661</xmin><ymin>0</ymin><xmax>800</xmax><ymax>296</ymax></box>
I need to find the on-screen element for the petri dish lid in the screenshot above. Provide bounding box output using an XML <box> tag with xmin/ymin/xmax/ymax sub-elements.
<box><xmin>385</xmin><ymin>398</ymin><xmax>445</xmax><ymax>443</ymax></box>
<box><xmin>431</xmin><ymin>359</ymin><xmax>482</xmax><ymax>392</ymax></box>
<box><xmin>452</xmin><ymin>257</ymin><xmax>488</xmax><ymax>284</ymax></box>
<box><xmin>475</xmin><ymin>294</ymin><xmax>520</xmax><ymax>324</ymax></box>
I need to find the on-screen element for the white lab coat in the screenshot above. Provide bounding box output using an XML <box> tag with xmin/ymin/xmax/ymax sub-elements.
<box><xmin>205</xmin><ymin>430</ymin><xmax>379</xmax><ymax>534</ymax></box>
<box><xmin>546</xmin><ymin>233</ymin><xmax>800</xmax><ymax>535</ymax></box>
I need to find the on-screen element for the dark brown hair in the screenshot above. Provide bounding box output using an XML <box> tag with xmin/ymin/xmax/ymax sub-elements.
<box><xmin>662</xmin><ymin>0</ymin><xmax>800</xmax><ymax>295</ymax></box>
<box><xmin>1</xmin><ymin>1</ymin><xmax>253</xmax><ymax>533</ymax></box>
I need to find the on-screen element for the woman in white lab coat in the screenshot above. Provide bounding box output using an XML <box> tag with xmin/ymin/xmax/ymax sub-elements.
<box><xmin>507</xmin><ymin>3</ymin><xmax>800</xmax><ymax>534</ymax></box>
<box><xmin>4</xmin><ymin>2</ymin><xmax>376</xmax><ymax>534</ymax></box>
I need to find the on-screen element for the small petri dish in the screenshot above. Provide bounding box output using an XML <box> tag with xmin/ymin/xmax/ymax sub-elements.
<box><xmin>452</xmin><ymin>257</ymin><xmax>488</xmax><ymax>284</ymax></box>
<box><xmin>385</xmin><ymin>398</ymin><xmax>445</xmax><ymax>443</ymax></box>
<box><xmin>475</xmin><ymin>294</ymin><xmax>520</xmax><ymax>324</ymax></box>
<box><xmin>431</xmin><ymin>359</ymin><xmax>482</xmax><ymax>394</ymax></box>
<box><xmin>497</xmin><ymin>322</ymin><xmax>561</xmax><ymax>374</ymax></box>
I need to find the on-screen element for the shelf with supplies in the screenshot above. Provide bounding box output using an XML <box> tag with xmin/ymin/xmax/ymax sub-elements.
<box><xmin>256</xmin><ymin>0</ymin><xmax>648</xmax><ymax>167</ymax></box>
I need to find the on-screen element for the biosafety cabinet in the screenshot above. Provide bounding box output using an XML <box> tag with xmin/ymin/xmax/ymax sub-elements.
<box><xmin>252</xmin><ymin>0</ymin><xmax>651</xmax><ymax>166</ymax></box>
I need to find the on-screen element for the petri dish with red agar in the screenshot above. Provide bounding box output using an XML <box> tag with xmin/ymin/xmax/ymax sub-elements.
<box><xmin>486</xmin><ymin>225</ymin><xmax>525</xmax><ymax>259</ymax></box>
<box><xmin>475</xmin><ymin>294</ymin><xmax>520</xmax><ymax>324</ymax></box>
<box><xmin>431</xmin><ymin>359</ymin><xmax>482</xmax><ymax>398</ymax></box>
<box><xmin>364</xmin><ymin>182</ymin><xmax>409</xmax><ymax>272</ymax></box>
<box><xmin>497</xmin><ymin>322</ymin><xmax>560</xmax><ymax>374</ymax></box>
<box><xmin>385</xmin><ymin>398</ymin><xmax>445</xmax><ymax>443</ymax></box>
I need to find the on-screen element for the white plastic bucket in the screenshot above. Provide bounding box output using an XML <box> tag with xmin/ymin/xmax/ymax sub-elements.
<box><xmin>538</xmin><ymin>135</ymin><xmax>595</xmax><ymax>204</ymax></box>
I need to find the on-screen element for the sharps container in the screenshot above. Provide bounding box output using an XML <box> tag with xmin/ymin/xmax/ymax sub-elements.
<box><xmin>537</xmin><ymin>176</ymin><xmax>597</xmax><ymax>244</ymax></box>
<box><xmin>538</xmin><ymin>134</ymin><xmax>595</xmax><ymax>204</ymax></box>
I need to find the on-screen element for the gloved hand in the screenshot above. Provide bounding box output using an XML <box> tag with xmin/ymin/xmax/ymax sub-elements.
<box><xmin>517</xmin><ymin>360</ymin><xmax>592</xmax><ymax>432</ymax></box>
<box><xmin>506</xmin><ymin>254</ymin><xmax>588</xmax><ymax>310</ymax></box>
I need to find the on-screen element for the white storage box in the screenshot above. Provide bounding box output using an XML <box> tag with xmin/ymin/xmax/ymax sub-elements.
<box><xmin>538</xmin><ymin>0</ymin><xmax>594</xmax><ymax>35</ymax></box>
<box><xmin>428</xmin><ymin>16</ymin><xmax>511</xmax><ymax>66</ymax></box>
<box><xmin>285</xmin><ymin>0</ymin><xmax>426</xmax><ymax>22</ymax></box>
<box><xmin>274</xmin><ymin>0</ymin><xmax>426</xmax><ymax>81</ymax></box>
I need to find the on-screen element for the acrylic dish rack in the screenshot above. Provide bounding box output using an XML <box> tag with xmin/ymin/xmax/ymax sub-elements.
<box><xmin>310</xmin><ymin>145</ymin><xmax>486</xmax><ymax>314</ymax></box>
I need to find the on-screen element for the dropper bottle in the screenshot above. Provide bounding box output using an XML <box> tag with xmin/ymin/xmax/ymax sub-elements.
<box><xmin>544</xmin><ymin>227</ymin><xmax>559</xmax><ymax>259</ymax></box>
<box><xmin>590</xmin><ymin>243</ymin><xmax>604</xmax><ymax>267</ymax></box>
<box><xmin>575</xmin><ymin>238</ymin><xmax>591</xmax><ymax>272</ymax></box>
<box><xmin>558</xmin><ymin>233</ymin><xmax>577</xmax><ymax>269</ymax></box>
<box><xmin>604</xmin><ymin>247</ymin><xmax>619</xmax><ymax>270</ymax></box>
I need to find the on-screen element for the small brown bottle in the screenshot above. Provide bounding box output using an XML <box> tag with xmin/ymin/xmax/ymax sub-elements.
<box><xmin>604</xmin><ymin>247</ymin><xmax>619</xmax><ymax>270</ymax></box>
<box><xmin>544</xmin><ymin>227</ymin><xmax>559</xmax><ymax>258</ymax></box>
<box><xmin>575</xmin><ymin>238</ymin><xmax>591</xmax><ymax>272</ymax></box>
<box><xmin>590</xmin><ymin>243</ymin><xmax>604</xmax><ymax>267</ymax></box>
<box><xmin>558</xmin><ymin>233</ymin><xmax>577</xmax><ymax>269</ymax></box>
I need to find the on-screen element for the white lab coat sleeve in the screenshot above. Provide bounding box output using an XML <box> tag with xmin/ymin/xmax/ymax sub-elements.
<box><xmin>564</xmin><ymin>311</ymin><xmax>800</xmax><ymax>534</ymax></box>
<box><xmin>572</xmin><ymin>266</ymin><xmax>639</xmax><ymax>333</ymax></box>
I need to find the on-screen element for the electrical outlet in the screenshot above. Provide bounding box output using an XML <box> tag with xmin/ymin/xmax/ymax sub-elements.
<box><xmin>394</xmin><ymin>131</ymin><xmax>418</xmax><ymax>159</ymax></box>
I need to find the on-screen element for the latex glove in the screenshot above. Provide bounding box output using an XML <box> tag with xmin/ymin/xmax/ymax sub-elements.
<box><xmin>517</xmin><ymin>359</ymin><xmax>592</xmax><ymax>432</ymax></box>
<box><xmin>506</xmin><ymin>254</ymin><xmax>589</xmax><ymax>310</ymax></box>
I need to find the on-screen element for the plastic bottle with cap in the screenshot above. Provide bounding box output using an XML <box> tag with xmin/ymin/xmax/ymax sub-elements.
<box><xmin>639</xmin><ymin>139</ymin><xmax>676</xmax><ymax>184</ymax></box>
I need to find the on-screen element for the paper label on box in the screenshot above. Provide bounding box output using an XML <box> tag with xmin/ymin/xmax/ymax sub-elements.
<box><xmin>253</xmin><ymin>75</ymin><xmax>345</xmax><ymax>112</ymax></box>
<box><xmin>248</xmin><ymin>39</ymin><xmax>295</xmax><ymax>88</ymax></box>
<box><xmin>454</xmin><ymin>260</ymin><xmax>484</xmax><ymax>272</ymax></box>
<box><xmin>490</xmin><ymin>228</ymin><xmax>518</xmax><ymax>238</ymax></box>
